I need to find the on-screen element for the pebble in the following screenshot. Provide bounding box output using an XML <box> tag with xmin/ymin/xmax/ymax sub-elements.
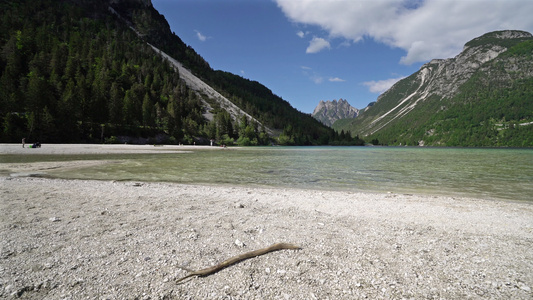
<box><xmin>518</xmin><ymin>284</ymin><xmax>531</xmax><ymax>292</ymax></box>
<box><xmin>235</xmin><ymin>239</ymin><xmax>245</xmax><ymax>247</ymax></box>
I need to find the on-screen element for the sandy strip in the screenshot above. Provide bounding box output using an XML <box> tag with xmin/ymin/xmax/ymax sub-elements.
<box><xmin>1</xmin><ymin>175</ymin><xmax>532</xmax><ymax>299</ymax></box>
<box><xmin>0</xmin><ymin>143</ymin><xmax>224</xmax><ymax>155</ymax></box>
<box><xmin>0</xmin><ymin>143</ymin><xmax>228</xmax><ymax>178</ymax></box>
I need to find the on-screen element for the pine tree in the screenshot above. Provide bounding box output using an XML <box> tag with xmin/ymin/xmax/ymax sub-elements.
<box><xmin>142</xmin><ymin>93</ymin><xmax>153</xmax><ymax>126</ymax></box>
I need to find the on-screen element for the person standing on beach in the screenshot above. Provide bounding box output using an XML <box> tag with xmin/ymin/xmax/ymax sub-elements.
<box><xmin>22</xmin><ymin>138</ymin><xmax>25</xmax><ymax>148</ymax></box>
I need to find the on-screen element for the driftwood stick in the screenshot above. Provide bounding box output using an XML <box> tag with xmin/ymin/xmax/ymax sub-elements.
<box><xmin>176</xmin><ymin>242</ymin><xmax>301</xmax><ymax>283</ymax></box>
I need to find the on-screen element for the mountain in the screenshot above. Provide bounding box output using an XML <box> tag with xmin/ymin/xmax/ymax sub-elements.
<box><xmin>312</xmin><ymin>99</ymin><xmax>359</xmax><ymax>127</ymax></box>
<box><xmin>335</xmin><ymin>30</ymin><xmax>533</xmax><ymax>147</ymax></box>
<box><xmin>0</xmin><ymin>0</ymin><xmax>334</xmax><ymax>145</ymax></box>
<box><xmin>100</xmin><ymin>0</ymin><xmax>336</xmax><ymax>146</ymax></box>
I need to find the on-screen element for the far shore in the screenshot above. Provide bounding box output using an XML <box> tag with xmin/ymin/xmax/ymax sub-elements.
<box><xmin>0</xmin><ymin>143</ymin><xmax>233</xmax><ymax>155</ymax></box>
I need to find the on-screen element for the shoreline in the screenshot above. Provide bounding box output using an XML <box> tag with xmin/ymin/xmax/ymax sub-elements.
<box><xmin>0</xmin><ymin>143</ymin><xmax>229</xmax><ymax>155</ymax></box>
<box><xmin>1</xmin><ymin>176</ymin><xmax>532</xmax><ymax>299</ymax></box>
<box><xmin>2</xmin><ymin>143</ymin><xmax>531</xmax><ymax>204</ymax></box>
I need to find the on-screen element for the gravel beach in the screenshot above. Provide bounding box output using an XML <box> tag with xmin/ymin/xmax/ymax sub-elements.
<box><xmin>1</xmin><ymin>144</ymin><xmax>532</xmax><ymax>299</ymax></box>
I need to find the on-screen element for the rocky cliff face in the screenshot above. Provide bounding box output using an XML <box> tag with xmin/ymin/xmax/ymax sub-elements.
<box><xmin>312</xmin><ymin>99</ymin><xmax>359</xmax><ymax>127</ymax></box>
<box><xmin>346</xmin><ymin>30</ymin><xmax>533</xmax><ymax>137</ymax></box>
<box><xmin>402</xmin><ymin>30</ymin><xmax>532</xmax><ymax>100</ymax></box>
<box><xmin>337</xmin><ymin>30</ymin><xmax>533</xmax><ymax>146</ymax></box>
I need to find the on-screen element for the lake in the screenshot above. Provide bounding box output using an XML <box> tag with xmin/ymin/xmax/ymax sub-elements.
<box><xmin>3</xmin><ymin>146</ymin><xmax>533</xmax><ymax>202</ymax></box>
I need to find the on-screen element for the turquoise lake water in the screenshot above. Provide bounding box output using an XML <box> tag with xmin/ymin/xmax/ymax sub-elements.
<box><xmin>4</xmin><ymin>147</ymin><xmax>533</xmax><ymax>201</ymax></box>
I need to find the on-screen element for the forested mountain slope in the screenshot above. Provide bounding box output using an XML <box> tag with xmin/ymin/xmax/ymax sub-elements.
<box><xmin>336</xmin><ymin>30</ymin><xmax>533</xmax><ymax>147</ymax></box>
<box><xmin>0</xmin><ymin>0</ymin><xmax>333</xmax><ymax>145</ymax></box>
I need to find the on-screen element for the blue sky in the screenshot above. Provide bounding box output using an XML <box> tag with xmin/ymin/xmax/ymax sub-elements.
<box><xmin>151</xmin><ymin>0</ymin><xmax>533</xmax><ymax>114</ymax></box>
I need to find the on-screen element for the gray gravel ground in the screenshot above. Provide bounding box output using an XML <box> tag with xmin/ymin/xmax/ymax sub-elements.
<box><xmin>1</xmin><ymin>176</ymin><xmax>532</xmax><ymax>299</ymax></box>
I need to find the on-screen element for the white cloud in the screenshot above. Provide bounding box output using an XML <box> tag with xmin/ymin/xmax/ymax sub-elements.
<box><xmin>306</xmin><ymin>37</ymin><xmax>331</xmax><ymax>53</ymax></box>
<box><xmin>276</xmin><ymin>0</ymin><xmax>533</xmax><ymax>64</ymax></box>
<box><xmin>194</xmin><ymin>30</ymin><xmax>207</xmax><ymax>42</ymax></box>
<box><xmin>301</xmin><ymin>67</ymin><xmax>345</xmax><ymax>83</ymax></box>
<box><xmin>311</xmin><ymin>75</ymin><xmax>324</xmax><ymax>84</ymax></box>
<box><xmin>363</xmin><ymin>76</ymin><xmax>405</xmax><ymax>94</ymax></box>
<box><xmin>338</xmin><ymin>40</ymin><xmax>351</xmax><ymax>48</ymax></box>
<box><xmin>301</xmin><ymin>66</ymin><xmax>324</xmax><ymax>83</ymax></box>
<box><xmin>297</xmin><ymin>30</ymin><xmax>305</xmax><ymax>38</ymax></box>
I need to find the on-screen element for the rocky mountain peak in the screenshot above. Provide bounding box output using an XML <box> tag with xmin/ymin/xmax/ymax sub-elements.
<box><xmin>312</xmin><ymin>99</ymin><xmax>359</xmax><ymax>127</ymax></box>
<box><xmin>384</xmin><ymin>30</ymin><xmax>533</xmax><ymax>103</ymax></box>
<box><xmin>464</xmin><ymin>30</ymin><xmax>532</xmax><ymax>50</ymax></box>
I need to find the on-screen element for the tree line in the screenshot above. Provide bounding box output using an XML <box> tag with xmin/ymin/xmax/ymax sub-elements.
<box><xmin>1</xmin><ymin>0</ymin><xmax>203</xmax><ymax>143</ymax></box>
<box><xmin>1</xmin><ymin>0</ymin><xmax>349</xmax><ymax>146</ymax></box>
<box><xmin>6</xmin><ymin>2</ymin><xmax>529</xmax><ymax>147</ymax></box>
<box><xmin>115</xmin><ymin>0</ymin><xmax>338</xmax><ymax>145</ymax></box>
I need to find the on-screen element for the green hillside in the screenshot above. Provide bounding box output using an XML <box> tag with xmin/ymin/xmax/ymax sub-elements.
<box><xmin>0</xmin><ymin>0</ymin><xmax>333</xmax><ymax>145</ymax></box>
<box><xmin>336</xmin><ymin>31</ymin><xmax>533</xmax><ymax>147</ymax></box>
